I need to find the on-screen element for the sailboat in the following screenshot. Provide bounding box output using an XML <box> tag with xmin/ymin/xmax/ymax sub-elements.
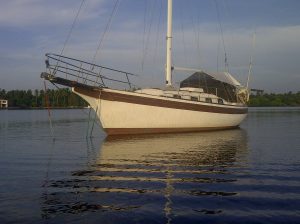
<box><xmin>41</xmin><ymin>0</ymin><xmax>249</xmax><ymax>135</ymax></box>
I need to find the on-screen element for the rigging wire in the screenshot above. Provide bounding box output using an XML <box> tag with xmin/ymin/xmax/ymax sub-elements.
<box><xmin>213</xmin><ymin>0</ymin><xmax>237</xmax><ymax>102</ymax></box>
<box><xmin>220</xmin><ymin>0</ymin><xmax>235</xmax><ymax>65</ymax></box>
<box><xmin>246</xmin><ymin>31</ymin><xmax>256</xmax><ymax>89</ymax></box>
<box><xmin>179</xmin><ymin>2</ymin><xmax>188</xmax><ymax>67</ymax></box>
<box><xmin>60</xmin><ymin>0</ymin><xmax>86</xmax><ymax>57</ymax></box>
<box><xmin>153</xmin><ymin>0</ymin><xmax>163</xmax><ymax>67</ymax></box>
<box><xmin>141</xmin><ymin>0</ymin><xmax>157</xmax><ymax>73</ymax></box>
<box><xmin>53</xmin><ymin>0</ymin><xmax>86</xmax><ymax>74</ymax></box>
<box><xmin>217</xmin><ymin>34</ymin><xmax>221</xmax><ymax>72</ymax></box>
<box><xmin>189</xmin><ymin>1</ymin><xmax>202</xmax><ymax>66</ymax></box>
<box><xmin>214</xmin><ymin>0</ymin><xmax>236</xmax><ymax>102</ymax></box>
<box><xmin>141</xmin><ymin>0</ymin><xmax>148</xmax><ymax>74</ymax></box>
<box><xmin>86</xmin><ymin>0</ymin><xmax>121</xmax><ymax>136</ymax></box>
<box><xmin>214</xmin><ymin>0</ymin><xmax>228</xmax><ymax>72</ymax></box>
<box><xmin>196</xmin><ymin>7</ymin><xmax>203</xmax><ymax>66</ymax></box>
<box><xmin>91</xmin><ymin>0</ymin><xmax>121</xmax><ymax>66</ymax></box>
<box><xmin>90</xmin><ymin>0</ymin><xmax>118</xmax><ymax>86</ymax></box>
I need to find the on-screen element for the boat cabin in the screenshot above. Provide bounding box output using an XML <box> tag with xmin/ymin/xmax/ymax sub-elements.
<box><xmin>135</xmin><ymin>71</ymin><xmax>247</xmax><ymax>106</ymax></box>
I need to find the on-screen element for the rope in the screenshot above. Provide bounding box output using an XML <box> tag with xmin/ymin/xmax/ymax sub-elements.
<box><xmin>86</xmin><ymin>90</ymin><xmax>102</xmax><ymax>138</ymax></box>
<box><xmin>43</xmin><ymin>80</ymin><xmax>54</xmax><ymax>139</ymax></box>
<box><xmin>48</xmin><ymin>78</ymin><xmax>102</xmax><ymax>137</ymax></box>
<box><xmin>86</xmin><ymin>107</ymin><xmax>92</xmax><ymax>138</ymax></box>
<box><xmin>90</xmin><ymin>106</ymin><xmax>98</xmax><ymax>137</ymax></box>
<box><xmin>41</xmin><ymin>140</ymin><xmax>55</xmax><ymax>221</ymax></box>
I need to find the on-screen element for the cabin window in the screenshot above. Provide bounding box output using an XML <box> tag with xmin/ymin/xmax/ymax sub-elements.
<box><xmin>205</xmin><ymin>98</ymin><xmax>212</xmax><ymax>103</ymax></box>
<box><xmin>173</xmin><ymin>94</ymin><xmax>181</xmax><ymax>99</ymax></box>
<box><xmin>191</xmin><ymin>96</ymin><xmax>198</xmax><ymax>101</ymax></box>
<box><xmin>218</xmin><ymin>99</ymin><xmax>224</xmax><ymax>104</ymax></box>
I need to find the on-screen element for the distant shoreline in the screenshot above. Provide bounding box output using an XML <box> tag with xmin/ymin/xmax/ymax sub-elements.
<box><xmin>1</xmin><ymin>88</ymin><xmax>299</xmax><ymax>108</ymax></box>
<box><xmin>0</xmin><ymin>107</ymin><xmax>89</xmax><ymax>110</ymax></box>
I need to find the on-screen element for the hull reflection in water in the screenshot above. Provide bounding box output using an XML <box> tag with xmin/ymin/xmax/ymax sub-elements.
<box><xmin>42</xmin><ymin>129</ymin><xmax>248</xmax><ymax>222</ymax></box>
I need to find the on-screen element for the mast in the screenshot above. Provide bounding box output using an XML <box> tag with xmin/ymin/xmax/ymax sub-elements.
<box><xmin>165</xmin><ymin>0</ymin><xmax>173</xmax><ymax>87</ymax></box>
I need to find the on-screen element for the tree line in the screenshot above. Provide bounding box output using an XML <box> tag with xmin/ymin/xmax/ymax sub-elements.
<box><xmin>1</xmin><ymin>88</ymin><xmax>300</xmax><ymax>108</ymax></box>
<box><xmin>0</xmin><ymin>88</ymin><xmax>87</xmax><ymax>108</ymax></box>
<box><xmin>249</xmin><ymin>92</ymin><xmax>300</xmax><ymax>107</ymax></box>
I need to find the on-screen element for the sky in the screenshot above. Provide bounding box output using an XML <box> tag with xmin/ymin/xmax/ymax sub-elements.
<box><xmin>0</xmin><ymin>0</ymin><xmax>300</xmax><ymax>93</ymax></box>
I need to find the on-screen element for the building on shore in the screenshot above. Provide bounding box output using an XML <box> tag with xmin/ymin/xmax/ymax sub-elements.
<box><xmin>251</xmin><ymin>89</ymin><xmax>264</xmax><ymax>96</ymax></box>
<box><xmin>0</xmin><ymin>99</ymin><xmax>8</xmax><ymax>109</ymax></box>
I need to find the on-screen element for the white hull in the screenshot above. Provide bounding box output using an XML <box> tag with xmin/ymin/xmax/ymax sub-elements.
<box><xmin>73</xmin><ymin>88</ymin><xmax>247</xmax><ymax>135</ymax></box>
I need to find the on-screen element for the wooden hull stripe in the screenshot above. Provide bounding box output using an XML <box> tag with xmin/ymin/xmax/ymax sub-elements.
<box><xmin>74</xmin><ymin>87</ymin><xmax>248</xmax><ymax>114</ymax></box>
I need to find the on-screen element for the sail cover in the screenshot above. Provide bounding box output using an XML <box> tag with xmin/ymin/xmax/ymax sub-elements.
<box><xmin>180</xmin><ymin>71</ymin><xmax>241</xmax><ymax>88</ymax></box>
<box><xmin>208</xmin><ymin>71</ymin><xmax>241</xmax><ymax>86</ymax></box>
<box><xmin>180</xmin><ymin>72</ymin><xmax>242</xmax><ymax>102</ymax></box>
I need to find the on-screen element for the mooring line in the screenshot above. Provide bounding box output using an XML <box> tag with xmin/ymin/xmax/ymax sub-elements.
<box><xmin>90</xmin><ymin>106</ymin><xmax>98</xmax><ymax>137</ymax></box>
<box><xmin>87</xmin><ymin>90</ymin><xmax>102</xmax><ymax>138</ymax></box>
<box><xmin>43</xmin><ymin>80</ymin><xmax>55</xmax><ymax>139</ymax></box>
<box><xmin>86</xmin><ymin>107</ymin><xmax>92</xmax><ymax>138</ymax></box>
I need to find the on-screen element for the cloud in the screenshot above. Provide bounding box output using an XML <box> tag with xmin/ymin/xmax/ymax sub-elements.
<box><xmin>3</xmin><ymin>23</ymin><xmax>300</xmax><ymax>92</ymax></box>
<box><xmin>0</xmin><ymin>1</ymin><xmax>299</xmax><ymax>92</ymax></box>
<box><xmin>0</xmin><ymin>0</ymin><xmax>106</xmax><ymax>27</ymax></box>
<box><xmin>34</xmin><ymin>22</ymin><xmax>300</xmax><ymax>92</ymax></box>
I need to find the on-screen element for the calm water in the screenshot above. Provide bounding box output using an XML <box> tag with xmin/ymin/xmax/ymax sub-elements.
<box><xmin>0</xmin><ymin>108</ymin><xmax>300</xmax><ymax>224</ymax></box>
